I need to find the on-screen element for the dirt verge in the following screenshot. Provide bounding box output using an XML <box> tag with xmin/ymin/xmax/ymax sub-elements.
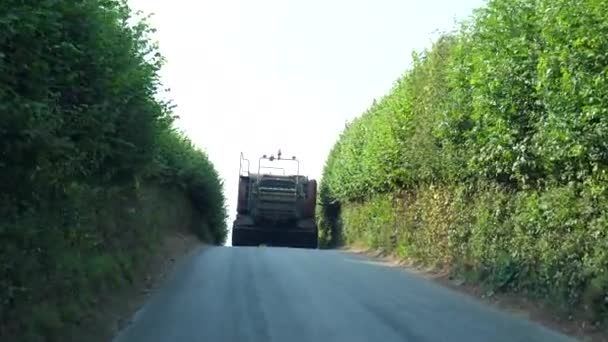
<box><xmin>66</xmin><ymin>230</ymin><xmax>204</xmax><ymax>342</ymax></box>
<box><xmin>342</xmin><ymin>245</ymin><xmax>608</xmax><ymax>342</ymax></box>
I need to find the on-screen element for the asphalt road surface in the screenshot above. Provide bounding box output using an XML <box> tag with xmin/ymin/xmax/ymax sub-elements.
<box><xmin>113</xmin><ymin>246</ymin><xmax>577</xmax><ymax>342</ymax></box>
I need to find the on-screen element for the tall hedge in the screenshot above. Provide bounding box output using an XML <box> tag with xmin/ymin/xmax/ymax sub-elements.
<box><xmin>1</xmin><ymin>1</ymin><xmax>226</xmax><ymax>340</ymax></box>
<box><xmin>320</xmin><ymin>0</ymin><xmax>608</xmax><ymax>321</ymax></box>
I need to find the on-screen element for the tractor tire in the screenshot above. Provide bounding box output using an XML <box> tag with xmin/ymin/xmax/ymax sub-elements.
<box><xmin>236</xmin><ymin>176</ymin><xmax>249</xmax><ymax>214</ymax></box>
<box><xmin>301</xmin><ymin>179</ymin><xmax>317</xmax><ymax>219</ymax></box>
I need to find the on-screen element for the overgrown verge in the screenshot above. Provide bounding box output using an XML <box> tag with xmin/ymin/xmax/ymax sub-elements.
<box><xmin>0</xmin><ymin>1</ymin><xmax>226</xmax><ymax>341</ymax></box>
<box><xmin>319</xmin><ymin>0</ymin><xmax>608</xmax><ymax>326</ymax></box>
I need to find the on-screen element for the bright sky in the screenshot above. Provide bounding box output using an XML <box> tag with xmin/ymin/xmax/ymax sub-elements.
<box><xmin>127</xmin><ymin>0</ymin><xmax>487</xmax><ymax>242</ymax></box>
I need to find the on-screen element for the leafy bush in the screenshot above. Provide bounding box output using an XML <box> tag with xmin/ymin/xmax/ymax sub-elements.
<box><xmin>320</xmin><ymin>0</ymin><xmax>608</xmax><ymax>322</ymax></box>
<box><xmin>0</xmin><ymin>0</ymin><xmax>226</xmax><ymax>340</ymax></box>
<box><xmin>151</xmin><ymin>128</ymin><xmax>228</xmax><ymax>243</ymax></box>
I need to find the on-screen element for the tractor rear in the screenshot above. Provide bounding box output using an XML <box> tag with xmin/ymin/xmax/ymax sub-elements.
<box><xmin>231</xmin><ymin>151</ymin><xmax>318</xmax><ymax>248</ymax></box>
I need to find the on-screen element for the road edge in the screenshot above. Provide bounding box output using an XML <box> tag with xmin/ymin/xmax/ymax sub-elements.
<box><xmin>66</xmin><ymin>231</ymin><xmax>207</xmax><ymax>342</ymax></box>
<box><xmin>341</xmin><ymin>245</ymin><xmax>607</xmax><ymax>342</ymax></box>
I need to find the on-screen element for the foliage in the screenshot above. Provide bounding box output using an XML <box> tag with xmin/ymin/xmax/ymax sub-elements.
<box><xmin>0</xmin><ymin>0</ymin><xmax>226</xmax><ymax>340</ymax></box>
<box><xmin>319</xmin><ymin>0</ymin><xmax>608</xmax><ymax>322</ymax></box>
<box><xmin>151</xmin><ymin>129</ymin><xmax>228</xmax><ymax>243</ymax></box>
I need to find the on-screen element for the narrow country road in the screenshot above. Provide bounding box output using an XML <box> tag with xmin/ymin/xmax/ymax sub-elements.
<box><xmin>113</xmin><ymin>246</ymin><xmax>576</xmax><ymax>342</ymax></box>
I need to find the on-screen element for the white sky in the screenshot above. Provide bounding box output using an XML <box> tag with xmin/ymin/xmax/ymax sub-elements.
<box><xmin>127</xmin><ymin>0</ymin><xmax>486</xmax><ymax>242</ymax></box>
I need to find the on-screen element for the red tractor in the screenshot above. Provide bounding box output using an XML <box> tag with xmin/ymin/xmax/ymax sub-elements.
<box><xmin>231</xmin><ymin>150</ymin><xmax>318</xmax><ymax>248</ymax></box>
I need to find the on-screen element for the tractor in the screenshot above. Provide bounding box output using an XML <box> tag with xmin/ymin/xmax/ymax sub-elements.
<box><xmin>231</xmin><ymin>150</ymin><xmax>318</xmax><ymax>248</ymax></box>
